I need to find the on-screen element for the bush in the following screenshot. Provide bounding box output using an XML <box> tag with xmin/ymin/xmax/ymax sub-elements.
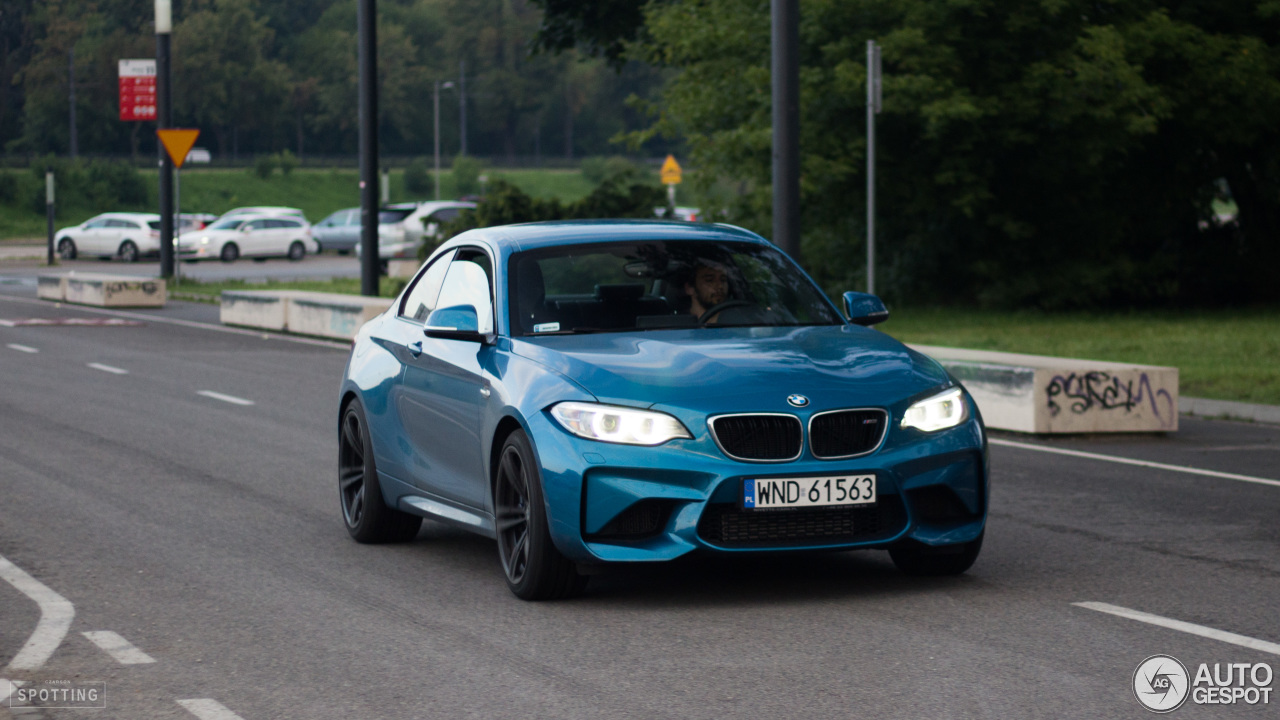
<box><xmin>0</xmin><ymin>173</ymin><xmax>16</xmax><ymax>203</ymax></box>
<box><xmin>27</xmin><ymin>156</ymin><xmax>148</xmax><ymax>214</ymax></box>
<box><xmin>452</xmin><ymin>155</ymin><xmax>482</xmax><ymax>197</ymax></box>
<box><xmin>404</xmin><ymin>158</ymin><xmax>431</xmax><ymax>195</ymax></box>
<box><xmin>252</xmin><ymin>155</ymin><xmax>275</xmax><ymax>179</ymax></box>
<box><xmin>277</xmin><ymin>149</ymin><xmax>298</xmax><ymax>176</ymax></box>
<box><xmin>580</xmin><ymin>156</ymin><xmax>608</xmax><ymax>184</ymax></box>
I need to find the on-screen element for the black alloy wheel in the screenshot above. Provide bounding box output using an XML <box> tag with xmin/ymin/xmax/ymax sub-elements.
<box><xmin>57</xmin><ymin>238</ymin><xmax>76</xmax><ymax>260</ymax></box>
<box><xmin>220</xmin><ymin>243</ymin><xmax>239</xmax><ymax>263</ymax></box>
<box><xmin>338</xmin><ymin>399</ymin><xmax>422</xmax><ymax>543</ymax></box>
<box><xmin>494</xmin><ymin>430</ymin><xmax>585</xmax><ymax>600</ymax></box>
<box><xmin>118</xmin><ymin>240</ymin><xmax>139</xmax><ymax>263</ymax></box>
<box><xmin>287</xmin><ymin>241</ymin><xmax>306</xmax><ymax>261</ymax></box>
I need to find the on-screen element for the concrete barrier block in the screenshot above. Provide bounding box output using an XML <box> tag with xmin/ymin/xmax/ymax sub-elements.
<box><xmin>287</xmin><ymin>293</ymin><xmax>394</xmax><ymax>340</ymax></box>
<box><xmin>37</xmin><ymin>275</ymin><xmax>66</xmax><ymax>301</ymax></box>
<box><xmin>910</xmin><ymin>345</ymin><xmax>1179</xmax><ymax>434</ymax></box>
<box><xmin>42</xmin><ymin>273</ymin><xmax>166</xmax><ymax>307</ymax></box>
<box><xmin>220</xmin><ymin>290</ymin><xmax>309</xmax><ymax>331</ymax></box>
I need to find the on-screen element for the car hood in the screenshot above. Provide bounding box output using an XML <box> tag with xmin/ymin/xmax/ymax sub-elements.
<box><xmin>508</xmin><ymin>325</ymin><xmax>950</xmax><ymax>413</ymax></box>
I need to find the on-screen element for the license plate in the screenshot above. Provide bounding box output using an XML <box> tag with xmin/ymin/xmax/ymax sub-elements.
<box><xmin>743</xmin><ymin>475</ymin><xmax>876</xmax><ymax>509</ymax></box>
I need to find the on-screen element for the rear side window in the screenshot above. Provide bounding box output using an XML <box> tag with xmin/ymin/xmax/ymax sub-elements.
<box><xmin>279</xmin><ymin>219</ymin><xmax>301</xmax><ymax>229</ymax></box>
<box><xmin>147</xmin><ymin>221</ymin><xmax>161</xmax><ymax>230</ymax></box>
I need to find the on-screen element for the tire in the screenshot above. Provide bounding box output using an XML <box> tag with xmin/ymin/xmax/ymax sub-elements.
<box><xmin>287</xmin><ymin>241</ymin><xmax>306</xmax><ymax>261</ymax></box>
<box><xmin>494</xmin><ymin>430</ymin><xmax>586</xmax><ymax>600</ymax></box>
<box><xmin>339</xmin><ymin>398</ymin><xmax>423</xmax><ymax>543</ymax></box>
<box><xmin>57</xmin><ymin>238</ymin><xmax>77</xmax><ymax>260</ymax></box>
<box><xmin>117</xmin><ymin>240</ymin><xmax>139</xmax><ymax>263</ymax></box>
<box><xmin>889</xmin><ymin>532</ymin><xmax>983</xmax><ymax>576</ymax></box>
<box><xmin>220</xmin><ymin>243</ymin><xmax>239</xmax><ymax>263</ymax></box>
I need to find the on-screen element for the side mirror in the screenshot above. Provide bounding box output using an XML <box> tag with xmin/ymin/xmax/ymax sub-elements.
<box><xmin>842</xmin><ymin>291</ymin><xmax>889</xmax><ymax>326</ymax></box>
<box><xmin>424</xmin><ymin>304</ymin><xmax>487</xmax><ymax>342</ymax></box>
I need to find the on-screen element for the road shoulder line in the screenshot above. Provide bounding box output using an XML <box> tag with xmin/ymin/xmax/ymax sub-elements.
<box><xmin>0</xmin><ymin>554</ymin><xmax>75</xmax><ymax>671</ymax></box>
<box><xmin>989</xmin><ymin>438</ymin><xmax>1280</xmax><ymax>488</ymax></box>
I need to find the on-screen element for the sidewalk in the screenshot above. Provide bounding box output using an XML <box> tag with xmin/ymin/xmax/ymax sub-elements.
<box><xmin>1181</xmin><ymin>397</ymin><xmax>1280</xmax><ymax>425</ymax></box>
<box><xmin>0</xmin><ymin>245</ymin><xmax>45</xmax><ymax>262</ymax></box>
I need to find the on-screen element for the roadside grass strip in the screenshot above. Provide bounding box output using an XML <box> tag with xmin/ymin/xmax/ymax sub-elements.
<box><xmin>87</xmin><ymin>362</ymin><xmax>128</xmax><ymax>375</ymax></box>
<box><xmin>989</xmin><ymin>438</ymin><xmax>1280</xmax><ymax>489</ymax></box>
<box><xmin>6</xmin><ymin>343</ymin><xmax>38</xmax><ymax>353</ymax></box>
<box><xmin>81</xmin><ymin>631</ymin><xmax>156</xmax><ymax>665</ymax></box>
<box><xmin>197</xmin><ymin>390</ymin><xmax>255</xmax><ymax>406</ymax></box>
<box><xmin>177</xmin><ymin>698</ymin><xmax>247</xmax><ymax>720</ymax></box>
<box><xmin>0</xmin><ymin>554</ymin><xmax>75</xmax><ymax>671</ymax></box>
<box><xmin>1075</xmin><ymin>602</ymin><xmax>1280</xmax><ymax>657</ymax></box>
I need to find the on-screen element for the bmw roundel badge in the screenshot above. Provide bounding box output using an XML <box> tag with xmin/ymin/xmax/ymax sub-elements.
<box><xmin>787</xmin><ymin>394</ymin><xmax>810</xmax><ymax>408</ymax></box>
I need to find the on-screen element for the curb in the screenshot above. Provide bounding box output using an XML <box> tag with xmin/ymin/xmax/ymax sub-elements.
<box><xmin>1182</xmin><ymin>396</ymin><xmax>1280</xmax><ymax>426</ymax></box>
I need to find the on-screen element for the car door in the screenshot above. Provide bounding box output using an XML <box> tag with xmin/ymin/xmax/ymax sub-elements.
<box><xmin>239</xmin><ymin>219</ymin><xmax>270</xmax><ymax>256</ymax></box>
<box><xmin>388</xmin><ymin>247</ymin><xmax>493</xmax><ymax>509</ymax></box>
<box><xmin>74</xmin><ymin>218</ymin><xmax>110</xmax><ymax>253</ymax></box>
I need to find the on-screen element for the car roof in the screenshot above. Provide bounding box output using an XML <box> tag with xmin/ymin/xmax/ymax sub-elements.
<box><xmin>95</xmin><ymin>212</ymin><xmax>161</xmax><ymax>220</ymax></box>
<box><xmin>222</xmin><ymin>206</ymin><xmax>305</xmax><ymax>216</ymax></box>
<box><xmin>446</xmin><ymin>219</ymin><xmax>769</xmax><ymax>254</ymax></box>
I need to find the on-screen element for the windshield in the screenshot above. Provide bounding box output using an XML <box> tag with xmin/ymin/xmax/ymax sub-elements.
<box><xmin>509</xmin><ymin>240</ymin><xmax>844</xmax><ymax>336</ymax></box>
<box><xmin>379</xmin><ymin>209</ymin><xmax>414</xmax><ymax>224</ymax></box>
<box><xmin>210</xmin><ymin>219</ymin><xmax>245</xmax><ymax>230</ymax></box>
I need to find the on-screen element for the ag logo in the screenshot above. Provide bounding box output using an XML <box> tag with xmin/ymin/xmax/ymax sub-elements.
<box><xmin>1134</xmin><ymin>655</ymin><xmax>1190</xmax><ymax>713</ymax></box>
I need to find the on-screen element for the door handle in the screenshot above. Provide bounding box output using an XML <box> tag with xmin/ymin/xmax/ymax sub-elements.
<box><xmin>480</xmin><ymin>386</ymin><xmax>491</xmax><ymax>398</ymax></box>
<box><xmin>408</xmin><ymin>341</ymin><xmax>423</xmax><ymax>357</ymax></box>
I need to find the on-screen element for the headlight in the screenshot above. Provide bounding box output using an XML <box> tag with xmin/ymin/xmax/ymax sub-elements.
<box><xmin>200</xmin><ymin>237</ymin><xmax>209</xmax><ymax>244</ymax></box>
<box><xmin>550</xmin><ymin>402</ymin><xmax>692</xmax><ymax>446</ymax></box>
<box><xmin>900</xmin><ymin>387</ymin><xmax>968</xmax><ymax>432</ymax></box>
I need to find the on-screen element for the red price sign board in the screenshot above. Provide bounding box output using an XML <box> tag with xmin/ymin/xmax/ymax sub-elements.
<box><xmin>118</xmin><ymin>59</ymin><xmax>156</xmax><ymax>121</ymax></box>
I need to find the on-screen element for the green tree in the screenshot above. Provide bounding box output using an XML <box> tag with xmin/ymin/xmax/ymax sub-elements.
<box><xmin>636</xmin><ymin>0</ymin><xmax>1280</xmax><ymax>307</ymax></box>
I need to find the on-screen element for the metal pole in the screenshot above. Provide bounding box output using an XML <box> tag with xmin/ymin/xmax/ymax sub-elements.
<box><xmin>68</xmin><ymin>48</ymin><xmax>77</xmax><ymax>159</ymax></box>
<box><xmin>174</xmin><ymin>165</ymin><xmax>181</xmax><ymax>282</ymax></box>
<box><xmin>771</xmin><ymin>0</ymin><xmax>800</xmax><ymax>262</ymax></box>
<box><xmin>358</xmin><ymin>0</ymin><xmax>380</xmax><ymax>295</ymax></box>
<box><xmin>459</xmin><ymin>60</ymin><xmax>467</xmax><ymax>157</ymax></box>
<box><xmin>156</xmin><ymin>0</ymin><xmax>174</xmax><ymax>279</ymax></box>
<box><xmin>46</xmin><ymin>172</ymin><xmax>55</xmax><ymax>265</ymax></box>
<box><xmin>866</xmin><ymin>40</ymin><xmax>881</xmax><ymax>295</ymax></box>
<box><xmin>433</xmin><ymin>79</ymin><xmax>441</xmax><ymax>201</ymax></box>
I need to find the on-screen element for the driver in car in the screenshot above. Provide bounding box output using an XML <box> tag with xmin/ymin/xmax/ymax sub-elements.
<box><xmin>685</xmin><ymin>260</ymin><xmax>732</xmax><ymax>323</ymax></box>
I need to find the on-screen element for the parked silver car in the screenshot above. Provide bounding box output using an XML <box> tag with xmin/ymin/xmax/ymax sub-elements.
<box><xmin>354</xmin><ymin>200</ymin><xmax>475</xmax><ymax>260</ymax></box>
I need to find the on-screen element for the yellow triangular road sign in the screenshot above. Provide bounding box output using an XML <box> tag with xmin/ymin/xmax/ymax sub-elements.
<box><xmin>661</xmin><ymin>154</ymin><xmax>682</xmax><ymax>185</ymax></box>
<box><xmin>157</xmin><ymin>129</ymin><xmax>201</xmax><ymax>169</ymax></box>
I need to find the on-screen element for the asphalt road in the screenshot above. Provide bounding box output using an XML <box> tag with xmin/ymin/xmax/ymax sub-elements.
<box><xmin>0</xmin><ymin>284</ymin><xmax>1277</xmax><ymax>719</ymax></box>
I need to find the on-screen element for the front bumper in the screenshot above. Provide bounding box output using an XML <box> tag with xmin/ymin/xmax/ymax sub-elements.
<box><xmin>526</xmin><ymin>406</ymin><xmax>988</xmax><ymax>564</ymax></box>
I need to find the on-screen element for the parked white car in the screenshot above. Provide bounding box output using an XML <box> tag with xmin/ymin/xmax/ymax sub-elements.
<box><xmin>178</xmin><ymin>214</ymin><xmax>318</xmax><ymax>263</ymax></box>
<box><xmin>217</xmin><ymin>206</ymin><xmax>309</xmax><ymax>223</ymax></box>
<box><xmin>54</xmin><ymin>212</ymin><xmax>161</xmax><ymax>262</ymax></box>
<box><xmin>354</xmin><ymin>200</ymin><xmax>475</xmax><ymax>260</ymax></box>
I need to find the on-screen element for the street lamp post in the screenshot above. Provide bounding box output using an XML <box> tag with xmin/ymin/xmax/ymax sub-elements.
<box><xmin>156</xmin><ymin>0</ymin><xmax>175</xmax><ymax>278</ymax></box>
<box><xmin>434</xmin><ymin>79</ymin><xmax>454</xmax><ymax>200</ymax></box>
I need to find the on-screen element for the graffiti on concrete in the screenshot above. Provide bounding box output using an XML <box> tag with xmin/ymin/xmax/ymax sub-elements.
<box><xmin>105</xmin><ymin>281</ymin><xmax>160</xmax><ymax>295</ymax></box>
<box><xmin>1046</xmin><ymin>371</ymin><xmax>1175</xmax><ymax>427</ymax></box>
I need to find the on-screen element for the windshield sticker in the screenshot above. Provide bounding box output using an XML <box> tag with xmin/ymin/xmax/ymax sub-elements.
<box><xmin>533</xmin><ymin>322</ymin><xmax>560</xmax><ymax>333</ymax></box>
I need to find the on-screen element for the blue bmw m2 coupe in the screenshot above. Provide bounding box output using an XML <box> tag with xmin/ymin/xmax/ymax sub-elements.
<box><xmin>338</xmin><ymin>220</ymin><xmax>988</xmax><ymax>599</ymax></box>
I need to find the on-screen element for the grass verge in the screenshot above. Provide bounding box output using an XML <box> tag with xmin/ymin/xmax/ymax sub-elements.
<box><xmin>879</xmin><ymin>307</ymin><xmax>1280</xmax><ymax>406</ymax></box>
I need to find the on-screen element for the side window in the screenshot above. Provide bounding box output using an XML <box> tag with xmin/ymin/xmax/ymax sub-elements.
<box><xmin>84</xmin><ymin>218</ymin><xmax>110</xmax><ymax>229</ymax></box>
<box><xmin>343</xmin><ymin>210</ymin><xmax>359</xmax><ymax>226</ymax></box>
<box><xmin>245</xmin><ymin>220</ymin><xmax>267</xmax><ymax>231</ymax></box>
<box><xmin>281</xmin><ymin>219</ymin><xmax>301</xmax><ymax>229</ymax></box>
<box><xmin>434</xmin><ymin>249</ymin><xmax>494</xmax><ymax>334</ymax></box>
<box><xmin>400</xmin><ymin>249</ymin><xmax>456</xmax><ymax>322</ymax></box>
<box><xmin>431</xmin><ymin>208</ymin><xmax>461</xmax><ymax>223</ymax></box>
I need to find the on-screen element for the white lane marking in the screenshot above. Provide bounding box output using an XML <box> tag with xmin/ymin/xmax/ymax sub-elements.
<box><xmin>990</xmin><ymin>438</ymin><xmax>1280</xmax><ymax>489</ymax></box>
<box><xmin>197</xmin><ymin>390</ymin><xmax>255</xmax><ymax>406</ymax></box>
<box><xmin>81</xmin><ymin>631</ymin><xmax>156</xmax><ymax>665</ymax></box>
<box><xmin>7</xmin><ymin>343</ymin><xmax>38</xmax><ymax>353</ymax></box>
<box><xmin>0</xmin><ymin>679</ymin><xmax>21</xmax><ymax>704</ymax></box>
<box><xmin>1075</xmin><ymin>602</ymin><xmax>1280</xmax><ymax>657</ymax></box>
<box><xmin>0</xmin><ymin>294</ymin><xmax>349</xmax><ymax>349</ymax></box>
<box><xmin>0</xmin><ymin>554</ymin><xmax>75</xmax><ymax>671</ymax></box>
<box><xmin>87</xmin><ymin>362</ymin><xmax>128</xmax><ymax>375</ymax></box>
<box><xmin>177</xmin><ymin>698</ymin><xmax>247</xmax><ymax>720</ymax></box>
